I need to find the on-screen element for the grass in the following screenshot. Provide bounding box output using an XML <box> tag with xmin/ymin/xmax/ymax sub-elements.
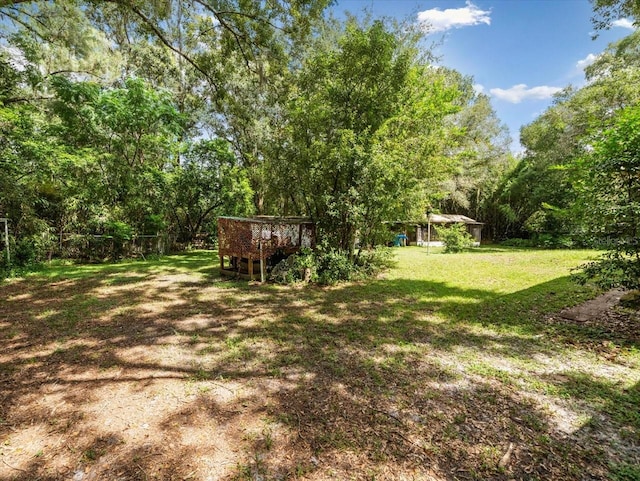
<box><xmin>0</xmin><ymin>246</ymin><xmax>638</xmax><ymax>480</ymax></box>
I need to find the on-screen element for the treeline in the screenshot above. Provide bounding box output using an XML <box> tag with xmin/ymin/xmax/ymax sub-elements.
<box><xmin>0</xmin><ymin>0</ymin><xmax>512</xmax><ymax>267</ymax></box>
<box><xmin>1</xmin><ymin>0</ymin><xmax>639</xmax><ymax>289</ymax></box>
<box><xmin>487</xmin><ymin>31</ymin><xmax>640</xmax><ymax>246</ymax></box>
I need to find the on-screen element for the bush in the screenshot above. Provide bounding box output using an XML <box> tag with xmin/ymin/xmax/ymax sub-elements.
<box><xmin>573</xmin><ymin>251</ymin><xmax>640</xmax><ymax>290</ymax></box>
<box><xmin>314</xmin><ymin>248</ymin><xmax>359</xmax><ymax>285</ymax></box>
<box><xmin>270</xmin><ymin>248</ymin><xmax>317</xmax><ymax>284</ymax></box>
<box><xmin>355</xmin><ymin>246</ymin><xmax>396</xmax><ymax>274</ymax></box>
<box><xmin>533</xmin><ymin>233</ymin><xmax>574</xmax><ymax>249</ymax></box>
<box><xmin>501</xmin><ymin>235</ymin><xmax>576</xmax><ymax>249</ymax></box>
<box><xmin>104</xmin><ymin>221</ymin><xmax>133</xmax><ymax>260</ymax></box>
<box><xmin>438</xmin><ymin>224</ymin><xmax>475</xmax><ymax>253</ymax></box>
<box><xmin>270</xmin><ymin>246</ymin><xmax>395</xmax><ymax>286</ymax></box>
<box><xmin>500</xmin><ymin>238</ymin><xmax>536</xmax><ymax>248</ymax></box>
<box><xmin>14</xmin><ymin>231</ymin><xmax>55</xmax><ymax>266</ymax></box>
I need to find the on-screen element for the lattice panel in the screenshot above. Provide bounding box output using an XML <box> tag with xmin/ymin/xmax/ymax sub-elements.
<box><xmin>218</xmin><ymin>217</ymin><xmax>316</xmax><ymax>259</ymax></box>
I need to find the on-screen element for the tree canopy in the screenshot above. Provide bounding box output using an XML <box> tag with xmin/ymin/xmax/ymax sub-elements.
<box><xmin>3</xmin><ymin>0</ymin><xmax>639</xmax><ymax>290</ymax></box>
<box><xmin>0</xmin><ymin>2</ymin><xmax>516</xmax><ymax>268</ymax></box>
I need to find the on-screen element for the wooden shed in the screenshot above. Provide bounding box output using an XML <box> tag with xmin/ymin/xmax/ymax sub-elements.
<box><xmin>218</xmin><ymin>216</ymin><xmax>316</xmax><ymax>280</ymax></box>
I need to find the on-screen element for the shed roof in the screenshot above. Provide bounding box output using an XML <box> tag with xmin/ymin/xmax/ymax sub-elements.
<box><xmin>428</xmin><ymin>214</ymin><xmax>483</xmax><ymax>225</ymax></box>
<box><xmin>218</xmin><ymin>216</ymin><xmax>313</xmax><ymax>225</ymax></box>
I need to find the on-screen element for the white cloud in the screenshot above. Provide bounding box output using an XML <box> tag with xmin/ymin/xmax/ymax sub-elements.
<box><xmin>576</xmin><ymin>53</ymin><xmax>598</xmax><ymax>71</ymax></box>
<box><xmin>611</xmin><ymin>18</ymin><xmax>635</xmax><ymax>29</ymax></box>
<box><xmin>489</xmin><ymin>84</ymin><xmax>562</xmax><ymax>103</ymax></box>
<box><xmin>417</xmin><ymin>1</ymin><xmax>491</xmax><ymax>34</ymax></box>
<box><xmin>473</xmin><ymin>83</ymin><xmax>485</xmax><ymax>95</ymax></box>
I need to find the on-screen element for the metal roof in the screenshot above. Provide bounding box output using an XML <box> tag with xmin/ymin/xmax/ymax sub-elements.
<box><xmin>428</xmin><ymin>214</ymin><xmax>483</xmax><ymax>225</ymax></box>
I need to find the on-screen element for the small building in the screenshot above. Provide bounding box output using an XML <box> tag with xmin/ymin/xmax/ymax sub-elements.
<box><xmin>389</xmin><ymin>214</ymin><xmax>483</xmax><ymax>247</ymax></box>
<box><xmin>218</xmin><ymin>216</ymin><xmax>316</xmax><ymax>280</ymax></box>
<box><xmin>418</xmin><ymin>214</ymin><xmax>483</xmax><ymax>247</ymax></box>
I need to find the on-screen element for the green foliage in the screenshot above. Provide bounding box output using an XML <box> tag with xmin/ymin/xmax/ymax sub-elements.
<box><xmin>486</xmin><ymin>30</ymin><xmax>640</xmax><ymax>244</ymax></box>
<box><xmin>610</xmin><ymin>463</ymin><xmax>640</xmax><ymax>481</ymax></box>
<box><xmin>355</xmin><ymin>246</ymin><xmax>396</xmax><ymax>274</ymax></box>
<box><xmin>102</xmin><ymin>221</ymin><xmax>133</xmax><ymax>260</ymax></box>
<box><xmin>500</xmin><ymin>235</ymin><xmax>575</xmax><ymax>249</ymax></box>
<box><xmin>277</xmin><ymin>19</ymin><xmax>461</xmax><ymax>253</ymax></box>
<box><xmin>270</xmin><ymin>246</ymin><xmax>395</xmax><ymax>285</ymax></box>
<box><xmin>314</xmin><ymin>247</ymin><xmax>361</xmax><ymax>285</ymax></box>
<box><xmin>438</xmin><ymin>224</ymin><xmax>475</xmax><ymax>253</ymax></box>
<box><xmin>575</xmin><ymin>105</ymin><xmax>640</xmax><ymax>290</ymax></box>
<box><xmin>270</xmin><ymin>248</ymin><xmax>317</xmax><ymax>284</ymax></box>
<box><xmin>592</xmin><ymin>0</ymin><xmax>640</xmax><ymax>32</ymax></box>
<box><xmin>533</xmin><ymin>234</ymin><xmax>575</xmax><ymax>249</ymax></box>
<box><xmin>13</xmin><ymin>234</ymin><xmax>51</xmax><ymax>266</ymax></box>
<box><xmin>104</xmin><ymin>221</ymin><xmax>132</xmax><ymax>242</ymax></box>
<box><xmin>171</xmin><ymin>139</ymin><xmax>253</xmax><ymax>243</ymax></box>
<box><xmin>437</xmin><ymin>75</ymin><xmax>513</xmax><ymax>221</ymax></box>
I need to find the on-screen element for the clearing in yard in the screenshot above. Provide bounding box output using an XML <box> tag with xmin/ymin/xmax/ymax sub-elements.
<box><xmin>0</xmin><ymin>247</ymin><xmax>639</xmax><ymax>481</ymax></box>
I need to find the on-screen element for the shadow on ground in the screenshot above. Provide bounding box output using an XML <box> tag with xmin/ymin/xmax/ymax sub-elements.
<box><xmin>0</xmin><ymin>251</ymin><xmax>637</xmax><ymax>480</ymax></box>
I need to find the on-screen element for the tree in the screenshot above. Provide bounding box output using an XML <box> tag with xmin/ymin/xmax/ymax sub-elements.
<box><xmin>591</xmin><ymin>0</ymin><xmax>640</xmax><ymax>33</ymax></box>
<box><xmin>486</xmin><ymin>30</ymin><xmax>640</xmax><ymax>241</ymax></box>
<box><xmin>576</xmin><ymin>105</ymin><xmax>640</xmax><ymax>289</ymax></box>
<box><xmin>170</xmin><ymin>139</ymin><xmax>253</xmax><ymax>243</ymax></box>
<box><xmin>49</xmin><ymin>76</ymin><xmax>183</xmax><ymax>234</ymax></box>
<box><xmin>274</xmin><ymin>20</ymin><xmax>460</xmax><ymax>254</ymax></box>
<box><xmin>0</xmin><ymin>0</ymin><xmax>333</xmax><ymax>93</ymax></box>
<box><xmin>436</xmin><ymin>71</ymin><xmax>513</xmax><ymax>224</ymax></box>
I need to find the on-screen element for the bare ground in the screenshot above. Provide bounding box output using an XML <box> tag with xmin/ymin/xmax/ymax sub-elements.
<box><xmin>0</xmin><ymin>253</ymin><xmax>638</xmax><ymax>481</ymax></box>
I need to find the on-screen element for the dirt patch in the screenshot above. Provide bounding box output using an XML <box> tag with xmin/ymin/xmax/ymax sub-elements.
<box><xmin>558</xmin><ymin>289</ymin><xmax>626</xmax><ymax>323</ymax></box>
<box><xmin>551</xmin><ymin>288</ymin><xmax>640</xmax><ymax>345</ymax></box>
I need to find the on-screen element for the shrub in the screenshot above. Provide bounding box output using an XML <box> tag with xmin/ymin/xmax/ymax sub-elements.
<box><xmin>533</xmin><ymin>233</ymin><xmax>574</xmax><ymax>249</ymax></box>
<box><xmin>314</xmin><ymin>248</ymin><xmax>359</xmax><ymax>285</ymax></box>
<box><xmin>270</xmin><ymin>247</ymin><xmax>317</xmax><ymax>284</ymax></box>
<box><xmin>438</xmin><ymin>224</ymin><xmax>475</xmax><ymax>253</ymax></box>
<box><xmin>104</xmin><ymin>221</ymin><xmax>133</xmax><ymax>260</ymax></box>
<box><xmin>501</xmin><ymin>235</ymin><xmax>577</xmax><ymax>249</ymax></box>
<box><xmin>13</xmin><ymin>231</ymin><xmax>55</xmax><ymax>266</ymax></box>
<box><xmin>355</xmin><ymin>246</ymin><xmax>396</xmax><ymax>274</ymax></box>
<box><xmin>573</xmin><ymin>251</ymin><xmax>640</xmax><ymax>290</ymax></box>
<box><xmin>500</xmin><ymin>238</ymin><xmax>536</xmax><ymax>248</ymax></box>
<box><xmin>270</xmin><ymin>246</ymin><xmax>395</xmax><ymax>286</ymax></box>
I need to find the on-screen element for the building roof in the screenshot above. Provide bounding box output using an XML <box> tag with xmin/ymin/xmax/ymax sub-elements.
<box><xmin>388</xmin><ymin>214</ymin><xmax>484</xmax><ymax>225</ymax></box>
<box><xmin>428</xmin><ymin>214</ymin><xmax>483</xmax><ymax>225</ymax></box>
<box><xmin>218</xmin><ymin>216</ymin><xmax>314</xmax><ymax>225</ymax></box>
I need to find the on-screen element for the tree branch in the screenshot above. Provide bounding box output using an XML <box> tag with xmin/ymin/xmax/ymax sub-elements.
<box><xmin>48</xmin><ymin>70</ymin><xmax>105</xmax><ymax>80</ymax></box>
<box><xmin>99</xmin><ymin>0</ymin><xmax>220</xmax><ymax>92</ymax></box>
<box><xmin>3</xmin><ymin>95</ymin><xmax>54</xmax><ymax>104</ymax></box>
<box><xmin>192</xmin><ymin>0</ymin><xmax>255</xmax><ymax>72</ymax></box>
<box><xmin>0</xmin><ymin>0</ymin><xmax>35</xmax><ymax>8</ymax></box>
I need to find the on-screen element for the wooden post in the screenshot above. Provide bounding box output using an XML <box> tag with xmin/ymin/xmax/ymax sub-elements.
<box><xmin>259</xmin><ymin>241</ymin><xmax>265</xmax><ymax>283</ymax></box>
<box><xmin>219</xmin><ymin>254</ymin><xmax>224</xmax><ymax>272</ymax></box>
<box><xmin>248</xmin><ymin>255</ymin><xmax>254</xmax><ymax>280</ymax></box>
<box><xmin>427</xmin><ymin>216</ymin><xmax>431</xmax><ymax>255</ymax></box>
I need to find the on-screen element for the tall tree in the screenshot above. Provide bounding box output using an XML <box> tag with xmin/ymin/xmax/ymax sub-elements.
<box><xmin>486</xmin><ymin>30</ymin><xmax>640</xmax><ymax>241</ymax></box>
<box><xmin>437</xmin><ymin>71</ymin><xmax>513</xmax><ymax>222</ymax></box>
<box><xmin>49</xmin><ymin>76</ymin><xmax>183</xmax><ymax>234</ymax></box>
<box><xmin>276</xmin><ymin>19</ymin><xmax>461</xmax><ymax>252</ymax></box>
<box><xmin>577</xmin><ymin>105</ymin><xmax>640</xmax><ymax>288</ymax></box>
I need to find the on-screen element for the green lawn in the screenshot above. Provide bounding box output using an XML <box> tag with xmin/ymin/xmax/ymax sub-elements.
<box><xmin>1</xmin><ymin>247</ymin><xmax>638</xmax><ymax>481</ymax></box>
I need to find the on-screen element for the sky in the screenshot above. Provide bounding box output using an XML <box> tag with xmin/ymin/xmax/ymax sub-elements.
<box><xmin>333</xmin><ymin>0</ymin><xmax>637</xmax><ymax>152</ymax></box>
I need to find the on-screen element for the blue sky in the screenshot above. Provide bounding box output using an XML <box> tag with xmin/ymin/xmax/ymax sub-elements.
<box><xmin>334</xmin><ymin>0</ymin><xmax>636</xmax><ymax>152</ymax></box>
